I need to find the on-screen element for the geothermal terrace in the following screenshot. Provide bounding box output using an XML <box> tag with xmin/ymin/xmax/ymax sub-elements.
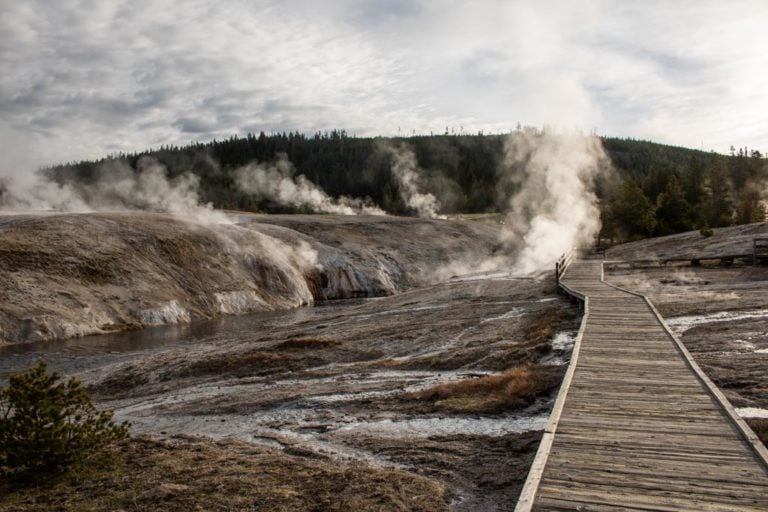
<box><xmin>518</xmin><ymin>259</ymin><xmax>768</xmax><ymax>511</ymax></box>
<box><xmin>2</xmin><ymin>214</ymin><xmax>768</xmax><ymax>510</ymax></box>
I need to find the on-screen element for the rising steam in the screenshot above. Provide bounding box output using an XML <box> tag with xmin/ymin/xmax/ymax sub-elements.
<box><xmin>0</xmin><ymin>156</ymin><xmax>229</xmax><ymax>224</ymax></box>
<box><xmin>498</xmin><ymin>129</ymin><xmax>611</xmax><ymax>274</ymax></box>
<box><xmin>234</xmin><ymin>155</ymin><xmax>385</xmax><ymax>216</ymax></box>
<box><xmin>382</xmin><ymin>142</ymin><xmax>445</xmax><ymax>219</ymax></box>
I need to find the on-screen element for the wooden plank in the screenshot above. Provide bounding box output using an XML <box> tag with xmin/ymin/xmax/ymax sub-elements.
<box><xmin>544</xmin><ymin>442</ymin><xmax>752</xmax><ymax>464</ymax></box>
<box><xmin>546</xmin><ymin>449</ymin><xmax>767</xmax><ymax>480</ymax></box>
<box><xmin>556</xmin><ymin>418</ymin><xmax>736</xmax><ymax>438</ymax></box>
<box><xmin>540</xmin><ymin>470</ymin><xmax>768</xmax><ymax>500</ymax></box>
<box><xmin>543</xmin><ymin>457</ymin><xmax>768</xmax><ymax>487</ymax></box>
<box><xmin>535</xmin><ymin>485</ymin><xmax>767</xmax><ymax>512</ymax></box>
<box><xmin>559</xmin><ymin>410</ymin><xmax>734</xmax><ymax>425</ymax></box>
<box><xmin>534</xmin><ymin>495</ymin><xmax>696</xmax><ymax>512</ymax></box>
<box><xmin>539</xmin><ymin>475</ymin><xmax>767</xmax><ymax>503</ymax></box>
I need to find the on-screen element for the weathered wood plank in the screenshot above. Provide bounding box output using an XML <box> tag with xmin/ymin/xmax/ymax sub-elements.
<box><xmin>537</xmin><ymin>478</ymin><xmax>768</xmax><ymax>507</ymax></box>
<box><xmin>546</xmin><ymin>450</ymin><xmax>766</xmax><ymax>480</ymax></box>
<box><xmin>542</xmin><ymin>458</ymin><xmax>768</xmax><ymax>487</ymax></box>
<box><xmin>534</xmin><ymin>485</ymin><xmax>767</xmax><ymax>512</ymax></box>
<box><xmin>556</xmin><ymin>418</ymin><xmax>736</xmax><ymax>437</ymax></box>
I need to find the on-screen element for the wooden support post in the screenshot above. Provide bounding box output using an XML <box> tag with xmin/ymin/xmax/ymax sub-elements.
<box><xmin>754</xmin><ymin>238</ymin><xmax>768</xmax><ymax>266</ymax></box>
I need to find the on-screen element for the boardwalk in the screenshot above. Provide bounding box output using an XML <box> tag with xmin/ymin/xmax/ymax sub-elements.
<box><xmin>517</xmin><ymin>260</ymin><xmax>768</xmax><ymax>511</ymax></box>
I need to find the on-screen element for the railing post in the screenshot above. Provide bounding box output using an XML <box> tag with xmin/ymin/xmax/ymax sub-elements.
<box><xmin>555</xmin><ymin>247</ymin><xmax>575</xmax><ymax>292</ymax></box>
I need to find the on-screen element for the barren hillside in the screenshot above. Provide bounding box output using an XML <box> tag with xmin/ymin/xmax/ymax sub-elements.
<box><xmin>606</xmin><ymin>222</ymin><xmax>768</xmax><ymax>262</ymax></box>
<box><xmin>0</xmin><ymin>213</ymin><xmax>501</xmax><ymax>344</ymax></box>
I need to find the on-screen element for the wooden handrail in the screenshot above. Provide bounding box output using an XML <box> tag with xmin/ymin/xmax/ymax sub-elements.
<box><xmin>555</xmin><ymin>247</ymin><xmax>575</xmax><ymax>288</ymax></box>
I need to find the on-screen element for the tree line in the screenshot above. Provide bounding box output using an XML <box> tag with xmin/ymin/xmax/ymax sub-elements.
<box><xmin>43</xmin><ymin>131</ymin><xmax>767</xmax><ymax>243</ymax></box>
<box><xmin>600</xmin><ymin>140</ymin><xmax>766</xmax><ymax>241</ymax></box>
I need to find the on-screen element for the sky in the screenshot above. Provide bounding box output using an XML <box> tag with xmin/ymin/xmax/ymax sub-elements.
<box><xmin>2</xmin><ymin>0</ymin><xmax>768</xmax><ymax>175</ymax></box>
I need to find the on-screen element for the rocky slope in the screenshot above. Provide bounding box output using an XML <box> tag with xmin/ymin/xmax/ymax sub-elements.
<box><xmin>0</xmin><ymin>212</ymin><xmax>501</xmax><ymax>344</ymax></box>
<box><xmin>605</xmin><ymin>222</ymin><xmax>768</xmax><ymax>262</ymax></box>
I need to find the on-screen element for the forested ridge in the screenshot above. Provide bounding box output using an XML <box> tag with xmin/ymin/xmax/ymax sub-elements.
<box><xmin>41</xmin><ymin>131</ymin><xmax>767</xmax><ymax>243</ymax></box>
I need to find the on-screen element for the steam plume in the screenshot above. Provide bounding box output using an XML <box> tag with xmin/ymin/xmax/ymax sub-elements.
<box><xmin>383</xmin><ymin>142</ymin><xmax>445</xmax><ymax>219</ymax></box>
<box><xmin>234</xmin><ymin>155</ymin><xmax>385</xmax><ymax>216</ymax></box>
<box><xmin>0</xmin><ymin>156</ymin><xmax>229</xmax><ymax>224</ymax></box>
<box><xmin>499</xmin><ymin>129</ymin><xmax>611</xmax><ymax>274</ymax></box>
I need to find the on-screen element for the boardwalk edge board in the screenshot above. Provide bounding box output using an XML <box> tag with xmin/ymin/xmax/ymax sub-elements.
<box><xmin>515</xmin><ymin>267</ymin><xmax>588</xmax><ymax>512</ymax></box>
<box><xmin>515</xmin><ymin>260</ymin><xmax>768</xmax><ymax>511</ymax></box>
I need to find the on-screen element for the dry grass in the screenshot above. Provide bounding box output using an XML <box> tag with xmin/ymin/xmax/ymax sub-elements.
<box><xmin>0</xmin><ymin>436</ymin><xmax>449</xmax><ymax>512</ymax></box>
<box><xmin>93</xmin><ymin>368</ymin><xmax>150</xmax><ymax>396</ymax></box>
<box><xmin>172</xmin><ymin>351</ymin><xmax>290</xmax><ymax>378</ymax></box>
<box><xmin>412</xmin><ymin>363</ymin><xmax>560</xmax><ymax>414</ymax></box>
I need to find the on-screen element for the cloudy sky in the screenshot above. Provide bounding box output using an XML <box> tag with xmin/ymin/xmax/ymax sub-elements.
<box><xmin>2</xmin><ymin>0</ymin><xmax>767</xmax><ymax>174</ymax></box>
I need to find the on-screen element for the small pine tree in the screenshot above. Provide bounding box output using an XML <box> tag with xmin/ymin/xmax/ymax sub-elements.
<box><xmin>0</xmin><ymin>361</ymin><xmax>129</xmax><ymax>482</ymax></box>
<box><xmin>699</xmin><ymin>220</ymin><xmax>714</xmax><ymax>238</ymax></box>
<box><xmin>655</xmin><ymin>175</ymin><xmax>693</xmax><ymax>235</ymax></box>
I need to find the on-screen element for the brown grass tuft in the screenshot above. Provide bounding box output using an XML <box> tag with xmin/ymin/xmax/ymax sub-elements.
<box><xmin>93</xmin><ymin>369</ymin><xmax>149</xmax><ymax>396</ymax></box>
<box><xmin>412</xmin><ymin>364</ymin><xmax>547</xmax><ymax>414</ymax></box>
<box><xmin>172</xmin><ymin>351</ymin><xmax>290</xmax><ymax>378</ymax></box>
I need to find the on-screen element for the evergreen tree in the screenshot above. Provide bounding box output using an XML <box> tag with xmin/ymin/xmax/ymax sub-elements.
<box><xmin>735</xmin><ymin>180</ymin><xmax>767</xmax><ymax>224</ymax></box>
<box><xmin>0</xmin><ymin>362</ymin><xmax>129</xmax><ymax>482</ymax></box>
<box><xmin>607</xmin><ymin>180</ymin><xmax>657</xmax><ymax>240</ymax></box>
<box><xmin>682</xmin><ymin>155</ymin><xmax>707</xmax><ymax>208</ymax></box>
<box><xmin>702</xmin><ymin>159</ymin><xmax>735</xmax><ymax>227</ymax></box>
<box><xmin>655</xmin><ymin>174</ymin><xmax>693</xmax><ymax>235</ymax></box>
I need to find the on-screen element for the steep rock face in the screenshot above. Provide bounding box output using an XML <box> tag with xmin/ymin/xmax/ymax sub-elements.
<box><xmin>0</xmin><ymin>213</ymin><xmax>500</xmax><ymax>344</ymax></box>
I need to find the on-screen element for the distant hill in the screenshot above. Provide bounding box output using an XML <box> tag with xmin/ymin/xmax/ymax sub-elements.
<box><xmin>37</xmin><ymin>131</ymin><xmax>768</xmax><ymax>243</ymax></box>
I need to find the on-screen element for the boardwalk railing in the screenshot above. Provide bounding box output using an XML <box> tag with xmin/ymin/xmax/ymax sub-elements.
<box><xmin>754</xmin><ymin>238</ymin><xmax>768</xmax><ymax>266</ymax></box>
<box><xmin>554</xmin><ymin>247</ymin><xmax>575</xmax><ymax>289</ymax></box>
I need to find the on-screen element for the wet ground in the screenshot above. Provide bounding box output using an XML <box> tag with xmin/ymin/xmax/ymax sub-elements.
<box><xmin>605</xmin><ymin>264</ymin><xmax>768</xmax><ymax>430</ymax></box>
<box><xmin>0</xmin><ymin>271</ymin><xmax>579</xmax><ymax>511</ymax></box>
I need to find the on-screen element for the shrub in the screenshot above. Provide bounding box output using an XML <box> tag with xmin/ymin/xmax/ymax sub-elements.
<box><xmin>0</xmin><ymin>361</ymin><xmax>129</xmax><ymax>482</ymax></box>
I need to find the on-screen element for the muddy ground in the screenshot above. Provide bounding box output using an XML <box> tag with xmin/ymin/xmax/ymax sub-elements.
<box><xmin>1</xmin><ymin>269</ymin><xmax>579</xmax><ymax>510</ymax></box>
<box><xmin>605</xmin><ymin>263</ymin><xmax>768</xmax><ymax>443</ymax></box>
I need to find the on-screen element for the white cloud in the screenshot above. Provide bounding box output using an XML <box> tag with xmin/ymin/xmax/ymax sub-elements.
<box><xmin>1</xmin><ymin>0</ymin><xmax>767</xmax><ymax>173</ymax></box>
